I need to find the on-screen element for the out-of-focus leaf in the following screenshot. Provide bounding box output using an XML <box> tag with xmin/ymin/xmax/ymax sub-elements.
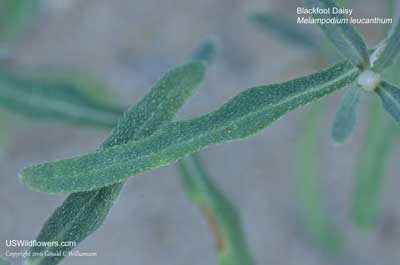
<box><xmin>26</xmin><ymin>61</ymin><xmax>206</xmax><ymax>265</ymax></box>
<box><xmin>376</xmin><ymin>81</ymin><xmax>400</xmax><ymax>123</ymax></box>
<box><xmin>179</xmin><ymin>154</ymin><xmax>254</xmax><ymax>265</ymax></box>
<box><xmin>32</xmin><ymin>71</ymin><xmax>119</xmax><ymax>106</ymax></box>
<box><xmin>304</xmin><ymin>0</ymin><xmax>369</xmax><ymax>68</ymax></box>
<box><xmin>250</xmin><ymin>12</ymin><xmax>319</xmax><ymax>49</ymax></box>
<box><xmin>352</xmin><ymin>97</ymin><xmax>397</xmax><ymax>228</ymax></box>
<box><xmin>0</xmin><ymin>111</ymin><xmax>9</xmax><ymax>147</ymax></box>
<box><xmin>0</xmin><ymin>257</ymin><xmax>10</xmax><ymax>265</ymax></box>
<box><xmin>331</xmin><ymin>83</ymin><xmax>361</xmax><ymax>143</ymax></box>
<box><xmin>372</xmin><ymin>18</ymin><xmax>400</xmax><ymax>72</ymax></box>
<box><xmin>382</xmin><ymin>55</ymin><xmax>400</xmax><ymax>85</ymax></box>
<box><xmin>0</xmin><ymin>0</ymin><xmax>40</xmax><ymax>40</ymax></box>
<box><xmin>0</xmin><ymin>70</ymin><xmax>124</xmax><ymax>128</ymax></box>
<box><xmin>19</xmin><ymin>61</ymin><xmax>359</xmax><ymax>194</ymax></box>
<box><xmin>295</xmin><ymin>105</ymin><xmax>345</xmax><ymax>253</ymax></box>
<box><xmin>191</xmin><ymin>40</ymin><xmax>217</xmax><ymax>64</ymax></box>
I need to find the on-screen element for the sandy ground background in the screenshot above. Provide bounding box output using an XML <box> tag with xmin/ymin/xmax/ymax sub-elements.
<box><xmin>1</xmin><ymin>0</ymin><xmax>400</xmax><ymax>264</ymax></box>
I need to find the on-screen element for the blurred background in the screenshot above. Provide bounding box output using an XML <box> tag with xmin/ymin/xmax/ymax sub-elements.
<box><xmin>1</xmin><ymin>0</ymin><xmax>400</xmax><ymax>264</ymax></box>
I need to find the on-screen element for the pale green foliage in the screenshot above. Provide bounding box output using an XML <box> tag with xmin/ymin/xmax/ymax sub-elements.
<box><xmin>296</xmin><ymin>105</ymin><xmax>345</xmax><ymax>253</ymax></box>
<box><xmin>0</xmin><ymin>70</ymin><xmax>124</xmax><ymax>128</ymax></box>
<box><xmin>19</xmin><ymin>61</ymin><xmax>359</xmax><ymax>193</ymax></box>
<box><xmin>304</xmin><ymin>0</ymin><xmax>369</xmax><ymax>68</ymax></box>
<box><xmin>0</xmin><ymin>111</ymin><xmax>10</xmax><ymax>148</ymax></box>
<box><xmin>191</xmin><ymin>40</ymin><xmax>217</xmax><ymax>64</ymax></box>
<box><xmin>352</xmin><ymin>98</ymin><xmax>397</xmax><ymax>228</ymax></box>
<box><xmin>26</xmin><ymin>61</ymin><xmax>206</xmax><ymax>265</ymax></box>
<box><xmin>9</xmin><ymin>0</ymin><xmax>400</xmax><ymax>263</ymax></box>
<box><xmin>249</xmin><ymin>12</ymin><xmax>319</xmax><ymax>49</ymax></box>
<box><xmin>331</xmin><ymin>84</ymin><xmax>361</xmax><ymax>143</ymax></box>
<box><xmin>372</xmin><ymin>18</ymin><xmax>400</xmax><ymax>71</ymax></box>
<box><xmin>376</xmin><ymin>81</ymin><xmax>400</xmax><ymax>122</ymax></box>
<box><xmin>351</xmin><ymin>57</ymin><xmax>400</xmax><ymax>228</ymax></box>
<box><xmin>0</xmin><ymin>0</ymin><xmax>40</xmax><ymax>40</ymax></box>
<box><xmin>0</xmin><ymin>257</ymin><xmax>10</xmax><ymax>265</ymax></box>
<box><xmin>179</xmin><ymin>154</ymin><xmax>254</xmax><ymax>265</ymax></box>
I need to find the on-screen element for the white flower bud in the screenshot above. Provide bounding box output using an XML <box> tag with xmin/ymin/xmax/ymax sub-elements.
<box><xmin>357</xmin><ymin>70</ymin><xmax>381</xmax><ymax>92</ymax></box>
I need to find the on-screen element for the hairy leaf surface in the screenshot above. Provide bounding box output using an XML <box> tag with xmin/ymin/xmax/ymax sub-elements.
<box><xmin>0</xmin><ymin>71</ymin><xmax>124</xmax><ymax>128</ymax></box>
<box><xmin>305</xmin><ymin>0</ymin><xmax>369</xmax><ymax>68</ymax></box>
<box><xmin>331</xmin><ymin>84</ymin><xmax>361</xmax><ymax>143</ymax></box>
<box><xmin>26</xmin><ymin>61</ymin><xmax>206</xmax><ymax>265</ymax></box>
<box><xmin>20</xmin><ymin>61</ymin><xmax>359</xmax><ymax>193</ymax></box>
<box><xmin>179</xmin><ymin>154</ymin><xmax>254</xmax><ymax>265</ymax></box>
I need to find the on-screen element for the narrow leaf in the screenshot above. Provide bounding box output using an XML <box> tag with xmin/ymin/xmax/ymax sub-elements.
<box><xmin>0</xmin><ymin>111</ymin><xmax>11</xmax><ymax>148</ymax></box>
<box><xmin>372</xmin><ymin>18</ymin><xmax>400</xmax><ymax>71</ymax></box>
<box><xmin>26</xmin><ymin>61</ymin><xmax>206</xmax><ymax>265</ymax></box>
<box><xmin>191</xmin><ymin>40</ymin><xmax>216</xmax><ymax>64</ymax></box>
<box><xmin>376</xmin><ymin>81</ymin><xmax>400</xmax><ymax>123</ymax></box>
<box><xmin>179</xmin><ymin>154</ymin><xmax>254</xmax><ymax>265</ymax></box>
<box><xmin>304</xmin><ymin>0</ymin><xmax>369</xmax><ymax>68</ymax></box>
<box><xmin>0</xmin><ymin>71</ymin><xmax>125</xmax><ymax>128</ymax></box>
<box><xmin>296</xmin><ymin>105</ymin><xmax>345</xmax><ymax>253</ymax></box>
<box><xmin>0</xmin><ymin>257</ymin><xmax>10</xmax><ymax>265</ymax></box>
<box><xmin>0</xmin><ymin>0</ymin><xmax>39</xmax><ymax>40</ymax></box>
<box><xmin>352</xmin><ymin>97</ymin><xmax>397</xmax><ymax>228</ymax></box>
<box><xmin>250</xmin><ymin>12</ymin><xmax>319</xmax><ymax>49</ymax></box>
<box><xmin>19</xmin><ymin>61</ymin><xmax>359</xmax><ymax>193</ymax></box>
<box><xmin>331</xmin><ymin>83</ymin><xmax>361</xmax><ymax>143</ymax></box>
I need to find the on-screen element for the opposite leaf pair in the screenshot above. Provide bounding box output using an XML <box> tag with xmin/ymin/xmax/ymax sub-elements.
<box><xmin>305</xmin><ymin>0</ymin><xmax>400</xmax><ymax>142</ymax></box>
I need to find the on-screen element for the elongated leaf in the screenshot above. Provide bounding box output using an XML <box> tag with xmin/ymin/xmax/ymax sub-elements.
<box><xmin>250</xmin><ymin>12</ymin><xmax>319</xmax><ymax>49</ymax></box>
<box><xmin>191</xmin><ymin>40</ymin><xmax>216</xmax><ymax>64</ymax></box>
<box><xmin>19</xmin><ymin>61</ymin><xmax>359</xmax><ymax>193</ymax></box>
<box><xmin>296</xmin><ymin>105</ymin><xmax>345</xmax><ymax>253</ymax></box>
<box><xmin>31</xmin><ymin>71</ymin><xmax>120</xmax><ymax>106</ymax></box>
<box><xmin>331</xmin><ymin>83</ymin><xmax>361</xmax><ymax>143</ymax></box>
<box><xmin>372</xmin><ymin>18</ymin><xmax>400</xmax><ymax>71</ymax></box>
<box><xmin>26</xmin><ymin>61</ymin><xmax>206</xmax><ymax>265</ymax></box>
<box><xmin>0</xmin><ymin>70</ymin><xmax>125</xmax><ymax>128</ymax></box>
<box><xmin>0</xmin><ymin>111</ymin><xmax>10</xmax><ymax>148</ymax></box>
<box><xmin>376</xmin><ymin>81</ymin><xmax>400</xmax><ymax>122</ymax></box>
<box><xmin>0</xmin><ymin>0</ymin><xmax>39</xmax><ymax>40</ymax></box>
<box><xmin>352</xmin><ymin>97</ymin><xmax>397</xmax><ymax>228</ymax></box>
<box><xmin>0</xmin><ymin>257</ymin><xmax>10</xmax><ymax>265</ymax></box>
<box><xmin>179</xmin><ymin>154</ymin><xmax>254</xmax><ymax>265</ymax></box>
<box><xmin>304</xmin><ymin>0</ymin><xmax>369</xmax><ymax>68</ymax></box>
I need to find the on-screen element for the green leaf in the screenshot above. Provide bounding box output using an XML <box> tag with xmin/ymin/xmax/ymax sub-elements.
<box><xmin>26</xmin><ymin>61</ymin><xmax>206</xmax><ymax>265</ymax></box>
<box><xmin>0</xmin><ymin>0</ymin><xmax>40</xmax><ymax>40</ymax></box>
<box><xmin>0</xmin><ymin>257</ymin><xmax>10</xmax><ymax>265</ymax></box>
<box><xmin>191</xmin><ymin>40</ymin><xmax>217</xmax><ymax>64</ymax></box>
<box><xmin>304</xmin><ymin>0</ymin><xmax>369</xmax><ymax>68</ymax></box>
<box><xmin>331</xmin><ymin>83</ymin><xmax>361</xmax><ymax>143</ymax></box>
<box><xmin>179</xmin><ymin>154</ymin><xmax>254</xmax><ymax>265</ymax></box>
<box><xmin>376</xmin><ymin>81</ymin><xmax>400</xmax><ymax>123</ymax></box>
<box><xmin>0</xmin><ymin>70</ymin><xmax>125</xmax><ymax>128</ymax></box>
<box><xmin>352</xmin><ymin>97</ymin><xmax>397</xmax><ymax>228</ymax></box>
<box><xmin>372</xmin><ymin>18</ymin><xmax>400</xmax><ymax>71</ymax></box>
<box><xmin>30</xmin><ymin>71</ymin><xmax>120</xmax><ymax>106</ymax></box>
<box><xmin>295</xmin><ymin>105</ymin><xmax>345</xmax><ymax>253</ymax></box>
<box><xmin>0</xmin><ymin>111</ymin><xmax>10</xmax><ymax>148</ymax></box>
<box><xmin>382</xmin><ymin>55</ymin><xmax>400</xmax><ymax>85</ymax></box>
<box><xmin>19</xmin><ymin>61</ymin><xmax>359</xmax><ymax>193</ymax></box>
<box><xmin>249</xmin><ymin>12</ymin><xmax>319</xmax><ymax>49</ymax></box>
